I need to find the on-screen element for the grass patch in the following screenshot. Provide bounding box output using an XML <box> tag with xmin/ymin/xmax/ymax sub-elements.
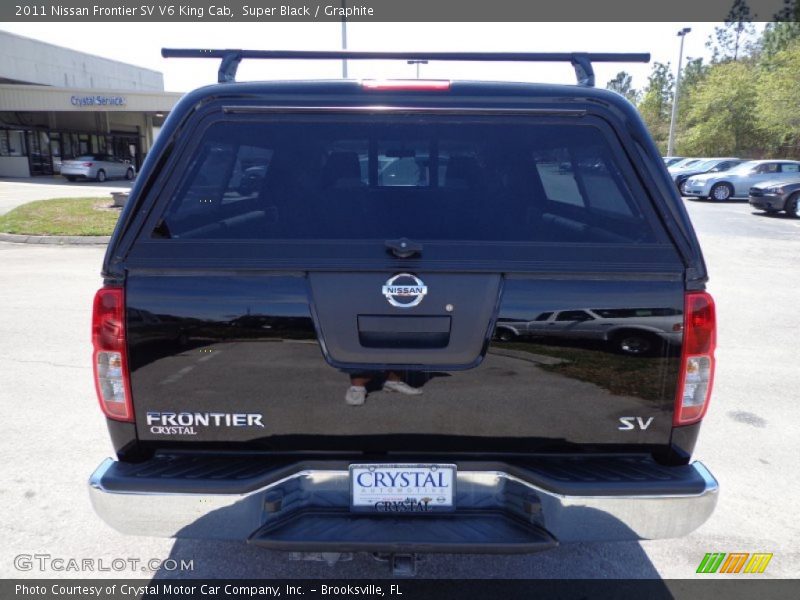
<box><xmin>500</xmin><ymin>340</ymin><xmax>679</xmax><ymax>403</ymax></box>
<box><xmin>0</xmin><ymin>197</ymin><xmax>120</xmax><ymax>236</ymax></box>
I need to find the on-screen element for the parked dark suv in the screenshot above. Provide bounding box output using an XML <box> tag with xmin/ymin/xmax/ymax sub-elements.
<box><xmin>88</xmin><ymin>50</ymin><xmax>717</xmax><ymax>574</ymax></box>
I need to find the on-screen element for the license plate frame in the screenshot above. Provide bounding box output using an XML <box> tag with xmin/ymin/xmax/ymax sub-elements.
<box><xmin>349</xmin><ymin>463</ymin><xmax>457</xmax><ymax>514</ymax></box>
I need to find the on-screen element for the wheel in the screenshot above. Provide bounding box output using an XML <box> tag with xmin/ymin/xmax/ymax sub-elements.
<box><xmin>786</xmin><ymin>192</ymin><xmax>800</xmax><ymax>218</ymax></box>
<box><xmin>709</xmin><ymin>182</ymin><xmax>733</xmax><ymax>201</ymax></box>
<box><xmin>125</xmin><ymin>168</ymin><xmax>135</xmax><ymax>181</ymax></box>
<box><xmin>66</xmin><ymin>176</ymin><xmax>76</xmax><ymax>182</ymax></box>
<box><xmin>614</xmin><ymin>332</ymin><xmax>655</xmax><ymax>356</ymax></box>
<box><xmin>495</xmin><ymin>329</ymin><xmax>516</xmax><ymax>342</ymax></box>
<box><xmin>96</xmin><ymin>169</ymin><xmax>107</xmax><ymax>183</ymax></box>
<box><xmin>678</xmin><ymin>180</ymin><xmax>688</xmax><ymax>195</ymax></box>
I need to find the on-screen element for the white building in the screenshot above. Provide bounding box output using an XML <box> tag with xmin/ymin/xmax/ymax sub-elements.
<box><xmin>0</xmin><ymin>30</ymin><xmax>182</xmax><ymax>177</ymax></box>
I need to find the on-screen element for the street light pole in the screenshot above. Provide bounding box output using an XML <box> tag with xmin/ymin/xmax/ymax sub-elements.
<box><xmin>667</xmin><ymin>27</ymin><xmax>691</xmax><ymax>157</ymax></box>
<box><xmin>341</xmin><ymin>0</ymin><xmax>348</xmax><ymax>78</ymax></box>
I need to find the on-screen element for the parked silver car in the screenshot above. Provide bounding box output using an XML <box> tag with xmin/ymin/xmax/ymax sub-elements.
<box><xmin>670</xmin><ymin>157</ymin><xmax>743</xmax><ymax>195</ymax></box>
<box><xmin>662</xmin><ymin>156</ymin><xmax>685</xmax><ymax>167</ymax></box>
<box><xmin>748</xmin><ymin>180</ymin><xmax>800</xmax><ymax>217</ymax></box>
<box><xmin>684</xmin><ymin>159</ymin><xmax>800</xmax><ymax>201</ymax></box>
<box><xmin>61</xmin><ymin>154</ymin><xmax>135</xmax><ymax>183</ymax></box>
<box><xmin>494</xmin><ymin>307</ymin><xmax>683</xmax><ymax>355</ymax></box>
<box><xmin>666</xmin><ymin>157</ymin><xmax>704</xmax><ymax>171</ymax></box>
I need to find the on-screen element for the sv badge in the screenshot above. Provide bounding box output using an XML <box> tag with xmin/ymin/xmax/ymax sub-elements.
<box><xmin>618</xmin><ymin>416</ymin><xmax>655</xmax><ymax>431</ymax></box>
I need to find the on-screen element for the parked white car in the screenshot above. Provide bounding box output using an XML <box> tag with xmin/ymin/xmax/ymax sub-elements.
<box><xmin>683</xmin><ymin>159</ymin><xmax>800</xmax><ymax>200</ymax></box>
<box><xmin>61</xmin><ymin>154</ymin><xmax>136</xmax><ymax>183</ymax></box>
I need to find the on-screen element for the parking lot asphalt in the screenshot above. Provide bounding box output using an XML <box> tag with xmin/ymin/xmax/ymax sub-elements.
<box><xmin>0</xmin><ymin>193</ymin><xmax>797</xmax><ymax>579</ymax></box>
<box><xmin>0</xmin><ymin>177</ymin><xmax>131</xmax><ymax>216</ymax></box>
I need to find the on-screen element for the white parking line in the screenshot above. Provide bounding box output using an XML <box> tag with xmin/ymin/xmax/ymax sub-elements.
<box><xmin>160</xmin><ymin>365</ymin><xmax>194</xmax><ymax>385</ymax></box>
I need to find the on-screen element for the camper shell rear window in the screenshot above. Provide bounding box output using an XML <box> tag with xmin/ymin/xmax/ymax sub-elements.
<box><xmin>150</xmin><ymin>114</ymin><xmax>667</xmax><ymax>246</ymax></box>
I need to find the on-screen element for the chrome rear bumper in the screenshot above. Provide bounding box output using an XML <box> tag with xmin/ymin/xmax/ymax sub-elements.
<box><xmin>89</xmin><ymin>456</ymin><xmax>718</xmax><ymax>548</ymax></box>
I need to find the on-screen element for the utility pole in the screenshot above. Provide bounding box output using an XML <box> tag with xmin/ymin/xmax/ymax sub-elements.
<box><xmin>667</xmin><ymin>27</ymin><xmax>691</xmax><ymax>157</ymax></box>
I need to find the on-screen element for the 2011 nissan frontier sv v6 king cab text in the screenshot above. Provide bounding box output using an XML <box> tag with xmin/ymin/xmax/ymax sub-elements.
<box><xmin>88</xmin><ymin>50</ymin><xmax>718</xmax><ymax>572</ymax></box>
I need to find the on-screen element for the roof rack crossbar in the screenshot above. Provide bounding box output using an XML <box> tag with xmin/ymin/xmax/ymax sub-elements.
<box><xmin>160</xmin><ymin>49</ymin><xmax>650</xmax><ymax>87</ymax></box>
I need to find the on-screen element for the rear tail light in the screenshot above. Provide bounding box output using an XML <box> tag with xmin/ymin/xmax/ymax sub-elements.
<box><xmin>82</xmin><ymin>162</ymin><xmax>94</xmax><ymax>167</ymax></box>
<box><xmin>674</xmin><ymin>291</ymin><xmax>716</xmax><ymax>426</ymax></box>
<box><xmin>361</xmin><ymin>79</ymin><xmax>451</xmax><ymax>91</ymax></box>
<box><xmin>92</xmin><ymin>286</ymin><xmax>133</xmax><ymax>422</ymax></box>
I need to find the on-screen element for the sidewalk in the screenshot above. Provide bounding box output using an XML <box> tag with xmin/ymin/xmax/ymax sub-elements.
<box><xmin>0</xmin><ymin>232</ymin><xmax>109</xmax><ymax>245</ymax></box>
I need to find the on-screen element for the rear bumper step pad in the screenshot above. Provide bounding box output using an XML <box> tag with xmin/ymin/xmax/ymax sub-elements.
<box><xmin>250</xmin><ymin>509</ymin><xmax>557</xmax><ymax>554</ymax></box>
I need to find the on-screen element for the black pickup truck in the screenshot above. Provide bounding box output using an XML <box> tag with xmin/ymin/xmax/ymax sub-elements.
<box><xmin>89</xmin><ymin>50</ymin><xmax>717</xmax><ymax>571</ymax></box>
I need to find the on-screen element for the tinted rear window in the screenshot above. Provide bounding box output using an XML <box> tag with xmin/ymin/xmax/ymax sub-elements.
<box><xmin>153</xmin><ymin>117</ymin><xmax>661</xmax><ymax>244</ymax></box>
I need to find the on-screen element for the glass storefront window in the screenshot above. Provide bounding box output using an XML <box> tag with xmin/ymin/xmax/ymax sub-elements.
<box><xmin>7</xmin><ymin>131</ymin><xmax>25</xmax><ymax>156</ymax></box>
<box><xmin>61</xmin><ymin>133</ymin><xmax>73</xmax><ymax>159</ymax></box>
<box><xmin>1</xmin><ymin>128</ymin><xmax>142</xmax><ymax>172</ymax></box>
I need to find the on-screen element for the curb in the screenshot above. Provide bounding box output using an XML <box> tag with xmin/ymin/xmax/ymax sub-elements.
<box><xmin>0</xmin><ymin>232</ymin><xmax>110</xmax><ymax>245</ymax></box>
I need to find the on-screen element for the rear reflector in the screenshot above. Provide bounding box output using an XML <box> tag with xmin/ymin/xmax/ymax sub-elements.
<box><xmin>674</xmin><ymin>291</ymin><xmax>716</xmax><ymax>426</ymax></box>
<box><xmin>92</xmin><ymin>286</ymin><xmax>134</xmax><ymax>422</ymax></box>
<box><xmin>361</xmin><ymin>80</ymin><xmax>451</xmax><ymax>91</ymax></box>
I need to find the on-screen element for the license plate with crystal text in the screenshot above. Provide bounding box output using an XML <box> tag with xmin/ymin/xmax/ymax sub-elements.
<box><xmin>349</xmin><ymin>464</ymin><xmax>456</xmax><ymax>513</ymax></box>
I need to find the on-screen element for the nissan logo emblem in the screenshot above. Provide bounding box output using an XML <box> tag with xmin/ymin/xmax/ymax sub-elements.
<box><xmin>382</xmin><ymin>273</ymin><xmax>427</xmax><ymax>308</ymax></box>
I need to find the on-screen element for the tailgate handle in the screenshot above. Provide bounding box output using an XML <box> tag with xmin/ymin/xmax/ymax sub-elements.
<box><xmin>357</xmin><ymin>315</ymin><xmax>450</xmax><ymax>349</ymax></box>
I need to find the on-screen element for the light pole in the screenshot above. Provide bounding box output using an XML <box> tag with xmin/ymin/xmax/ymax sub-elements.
<box><xmin>407</xmin><ymin>60</ymin><xmax>428</xmax><ymax>79</ymax></box>
<box><xmin>667</xmin><ymin>27</ymin><xmax>691</xmax><ymax>157</ymax></box>
<box><xmin>341</xmin><ymin>0</ymin><xmax>348</xmax><ymax>78</ymax></box>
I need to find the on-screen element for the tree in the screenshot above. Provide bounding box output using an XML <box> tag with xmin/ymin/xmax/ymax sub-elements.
<box><xmin>605</xmin><ymin>71</ymin><xmax>639</xmax><ymax>103</ymax></box>
<box><xmin>680</xmin><ymin>58</ymin><xmax>709</xmax><ymax>90</ymax></box>
<box><xmin>675</xmin><ymin>58</ymin><xmax>709</xmax><ymax>132</ymax></box>
<box><xmin>756</xmin><ymin>39</ymin><xmax>800</xmax><ymax>155</ymax></box>
<box><xmin>760</xmin><ymin>21</ymin><xmax>800</xmax><ymax>59</ymax></box>
<box><xmin>707</xmin><ymin>0</ymin><xmax>758</xmax><ymax>62</ymax></box>
<box><xmin>637</xmin><ymin>62</ymin><xmax>674</xmax><ymax>151</ymax></box>
<box><xmin>678</xmin><ymin>61</ymin><xmax>763</xmax><ymax>157</ymax></box>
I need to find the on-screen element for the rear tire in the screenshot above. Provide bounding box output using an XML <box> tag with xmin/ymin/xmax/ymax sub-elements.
<box><xmin>96</xmin><ymin>170</ymin><xmax>107</xmax><ymax>183</ymax></box>
<box><xmin>496</xmin><ymin>329</ymin><xmax>516</xmax><ymax>342</ymax></box>
<box><xmin>125</xmin><ymin>168</ymin><xmax>134</xmax><ymax>181</ymax></box>
<box><xmin>613</xmin><ymin>331</ymin><xmax>656</xmax><ymax>356</ymax></box>
<box><xmin>709</xmin><ymin>182</ymin><xmax>733</xmax><ymax>201</ymax></box>
<box><xmin>786</xmin><ymin>192</ymin><xmax>800</xmax><ymax>218</ymax></box>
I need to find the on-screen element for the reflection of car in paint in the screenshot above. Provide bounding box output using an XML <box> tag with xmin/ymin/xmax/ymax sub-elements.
<box><xmin>495</xmin><ymin>307</ymin><xmax>683</xmax><ymax>354</ymax></box>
